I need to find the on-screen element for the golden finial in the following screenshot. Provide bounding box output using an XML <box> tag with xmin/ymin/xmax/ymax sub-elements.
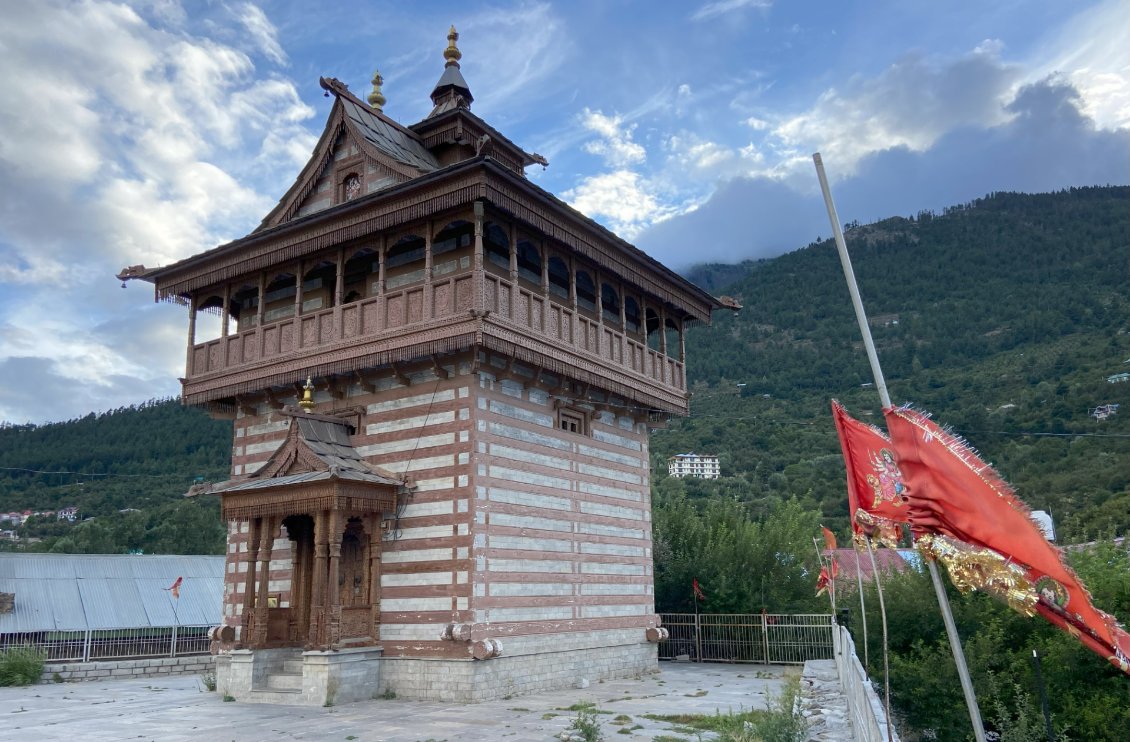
<box><xmin>299</xmin><ymin>376</ymin><xmax>316</xmax><ymax>411</ymax></box>
<box><xmin>443</xmin><ymin>24</ymin><xmax>462</xmax><ymax>67</ymax></box>
<box><xmin>368</xmin><ymin>69</ymin><xmax>386</xmax><ymax>111</ymax></box>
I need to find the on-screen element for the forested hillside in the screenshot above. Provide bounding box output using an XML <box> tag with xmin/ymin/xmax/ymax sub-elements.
<box><xmin>0</xmin><ymin>399</ymin><xmax>230</xmax><ymax>553</ymax></box>
<box><xmin>662</xmin><ymin>186</ymin><xmax>1130</xmax><ymax>541</ymax></box>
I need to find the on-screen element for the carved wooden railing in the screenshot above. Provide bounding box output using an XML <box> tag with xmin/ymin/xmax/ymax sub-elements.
<box><xmin>188</xmin><ymin>268</ymin><xmax>684</xmax><ymax>393</ymax></box>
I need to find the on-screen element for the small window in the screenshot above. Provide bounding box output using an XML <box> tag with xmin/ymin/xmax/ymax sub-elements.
<box><xmin>558</xmin><ymin>408</ymin><xmax>587</xmax><ymax>436</ymax></box>
<box><xmin>343</xmin><ymin>173</ymin><xmax>362</xmax><ymax>201</ymax></box>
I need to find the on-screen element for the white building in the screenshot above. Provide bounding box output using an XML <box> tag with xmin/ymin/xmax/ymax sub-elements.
<box><xmin>668</xmin><ymin>453</ymin><xmax>721</xmax><ymax>479</ymax></box>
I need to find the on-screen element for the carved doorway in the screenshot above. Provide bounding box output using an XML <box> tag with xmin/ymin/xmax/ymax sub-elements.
<box><xmin>282</xmin><ymin>514</ymin><xmax>315</xmax><ymax>644</ymax></box>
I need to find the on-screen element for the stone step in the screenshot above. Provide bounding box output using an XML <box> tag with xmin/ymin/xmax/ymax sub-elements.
<box><xmin>245</xmin><ymin>688</ymin><xmax>303</xmax><ymax>705</ymax></box>
<box><xmin>281</xmin><ymin>658</ymin><xmax>304</xmax><ymax>674</ymax></box>
<box><xmin>266</xmin><ymin>672</ymin><xmax>303</xmax><ymax>691</ymax></box>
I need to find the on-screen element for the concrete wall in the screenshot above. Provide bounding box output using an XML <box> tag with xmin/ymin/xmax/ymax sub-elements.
<box><xmin>40</xmin><ymin>655</ymin><xmax>215</xmax><ymax>684</ymax></box>
<box><xmin>833</xmin><ymin>624</ymin><xmax>900</xmax><ymax>742</ymax></box>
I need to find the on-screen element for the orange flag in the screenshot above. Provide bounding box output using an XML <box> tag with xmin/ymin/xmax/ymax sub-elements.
<box><xmin>831</xmin><ymin>400</ymin><xmax>909</xmax><ymax>547</ymax></box>
<box><xmin>821</xmin><ymin>526</ymin><xmax>838</xmax><ymax>552</ymax></box>
<box><xmin>816</xmin><ymin>558</ymin><xmax>840</xmax><ymax>596</ymax></box>
<box><xmin>885</xmin><ymin>405</ymin><xmax>1130</xmax><ymax>674</ymax></box>
<box><xmin>165</xmin><ymin>576</ymin><xmax>183</xmax><ymax>600</ymax></box>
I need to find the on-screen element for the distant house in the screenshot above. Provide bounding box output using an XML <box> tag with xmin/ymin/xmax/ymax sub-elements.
<box><xmin>1092</xmin><ymin>403</ymin><xmax>1120</xmax><ymax>420</ymax></box>
<box><xmin>668</xmin><ymin>453</ymin><xmax>721</xmax><ymax>479</ymax></box>
<box><xmin>1106</xmin><ymin>372</ymin><xmax>1130</xmax><ymax>384</ymax></box>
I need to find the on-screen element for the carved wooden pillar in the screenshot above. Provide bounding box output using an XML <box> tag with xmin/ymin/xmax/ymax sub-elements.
<box><xmin>327</xmin><ymin>511</ymin><xmax>344</xmax><ymax>647</ymax></box>
<box><xmin>569</xmin><ymin>256</ymin><xmax>578</xmax><ymax>350</ymax></box>
<box><xmin>366</xmin><ymin>514</ymin><xmax>382</xmax><ymax>640</ymax></box>
<box><xmin>256</xmin><ymin>272</ymin><xmax>266</xmax><ymax>357</ymax></box>
<box><xmin>309</xmin><ymin>510</ymin><xmax>328</xmax><ymax>648</ymax></box>
<box><xmin>221</xmin><ymin>283</ymin><xmax>231</xmax><ymax>338</ymax></box>
<box><xmin>376</xmin><ymin>237</ymin><xmax>387</xmax><ymax>330</ymax></box>
<box><xmin>472</xmin><ymin>200</ymin><xmax>485</xmax><ymax>315</ymax></box>
<box><xmin>594</xmin><ymin>269</ymin><xmax>604</xmax><ymax>357</ymax></box>
<box><xmin>185</xmin><ymin>294</ymin><xmax>197</xmax><ymax>377</ymax></box>
<box><xmin>293</xmin><ymin>260</ymin><xmax>304</xmax><ymax>319</ymax></box>
<box><xmin>240</xmin><ymin>517</ymin><xmax>260</xmax><ymax>645</ymax></box>
<box><xmin>424</xmin><ymin>220</ymin><xmax>434</xmax><ymax>321</ymax></box>
<box><xmin>334</xmin><ymin>247</ymin><xmax>345</xmax><ymax>339</ymax></box>
<box><xmin>508</xmin><ymin>223</ymin><xmax>518</xmax><ymax>282</ymax></box>
<box><xmin>253</xmin><ymin>517</ymin><xmax>276</xmax><ymax>646</ymax></box>
<box><xmin>659</xmin><ymin>305</ymin><xmax>669</xmax><ymax>385</ymax></box>
<box><xmin>540</xmin><ymin>244</ymin><xmax>550</xmax><ymax>333</ymax></box>
<box><xmin>619</xmin><ymin>283</ymin><xmax>628</xmax><ymax>367</ymax></box>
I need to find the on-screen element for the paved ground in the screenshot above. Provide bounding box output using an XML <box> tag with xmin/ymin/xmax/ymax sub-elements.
<box><xmin>2</xmin><ymin>663</ymin><xmax>800</xmax><ymax>742</ymax></box>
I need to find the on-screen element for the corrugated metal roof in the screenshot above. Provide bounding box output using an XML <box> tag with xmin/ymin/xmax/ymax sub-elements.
<box><xmin>0</xmin><ymin>554</ymin><xmax>224</xmax><ymax>633</ymax></box>
<box><xmin>341</xmin><ymin>97</ymin><xmax>439</xmax><ymax>173</ymax></box>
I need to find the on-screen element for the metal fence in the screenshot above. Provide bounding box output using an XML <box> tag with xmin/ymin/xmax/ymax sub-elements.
<box><xmin>0</xmin><ymin>626</ymin><xmax>212</xmax><ymax>663</ymax></box>
<box><xmin>658</xmin><ymin>613</ymin><xmax>834</xmax><ymax>664</ymax></box>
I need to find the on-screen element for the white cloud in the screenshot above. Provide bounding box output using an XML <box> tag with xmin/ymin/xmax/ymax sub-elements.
<box><xmin>563</xmin><ymin>171</ymin><xmax>685</xmax><ymax>238</ymax></box>
<box><xmin>692</xmin><ymin>0</ymin><xmax>772</xmax><ymax>22</ymax></box>
<box><xmin>768</xmin><ymin>45</ymin><xmax>1021</xmax><ymax>179</ymax></box>
<box><xmin>580</xmin><ymin>109</ymin><xmax>646</xmax><ymax>167</ymax></box>
<box><xmin>0</xmin><ymin>1</ymin><xmax>317</xmax><ymax>424</ymax></box>
<box><xmin>235</xmin><ymin>2</ymin><xmax>287</xmax><ymax>66</ymax></box>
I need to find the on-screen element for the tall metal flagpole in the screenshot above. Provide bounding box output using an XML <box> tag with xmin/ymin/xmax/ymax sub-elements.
<box><xmin>813</xmin><ymin>153</ymin><xmax>986</xmax><ymax>742</ymax></box>
<box><xmin>855</xmin><ymin>549</ymin><xmax>869</xmax><ymax>668</ymax></box>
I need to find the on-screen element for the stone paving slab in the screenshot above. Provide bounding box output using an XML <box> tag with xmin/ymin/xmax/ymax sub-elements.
<box><xmin>1</xmin><ymin>663</ymin><xmax>797</xmax><ymax>742</ymax></box>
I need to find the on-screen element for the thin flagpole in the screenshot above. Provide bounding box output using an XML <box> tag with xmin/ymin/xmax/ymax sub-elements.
<box><xmin>855</xmin><ymin>549</ymin><xmax>869</xmax><ymax>668</ymax></box>
<box><xmin>813</xmin><ymin>538</ymin><xmax>836</xmax><ymax>613</ymax></box>
<box><xmin>813</xmin><ymin>152</ymin><xmax>986</xmax><ymax>742</ymax></box>
<box><xmin>864</xmin><ymin>537</ymin><xmax>893</xmax><ymax>742</ymax></box>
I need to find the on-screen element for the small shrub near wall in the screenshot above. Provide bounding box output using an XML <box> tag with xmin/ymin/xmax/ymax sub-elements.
<box><xmin>0</xmin><ymin>645</ymin><xmax>47</xmax><ymax>686</ymax></box>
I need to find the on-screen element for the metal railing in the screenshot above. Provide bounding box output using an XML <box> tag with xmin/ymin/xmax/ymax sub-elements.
<box><xmin>0</xmin><ymin>626</ymin><xmax>212</xmax><ymax>663</ymax></box>
<box><xmin>657</xmin><ymin>613</ymin><xmax>834</xmax><ymax>664</ymax></box>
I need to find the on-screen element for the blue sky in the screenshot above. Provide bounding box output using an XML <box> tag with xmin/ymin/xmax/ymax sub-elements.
<box><xmin>1</xmin><ymin>0</ymin><xmax>1127</xmax><ymax>424</ymax></box>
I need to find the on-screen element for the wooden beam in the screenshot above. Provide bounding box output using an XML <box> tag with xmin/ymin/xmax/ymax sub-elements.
<box><xmin>355</xmin><ymin>371</ymin><xmax>376</xmax><ymax>394</ymax></box>
<box><xmin>391</xmin><ymin>363</ymin><xmax>411</xmax><ymax>387</ymax></box>
<box><xmin>430</xmin><ymin>355</ymin><xmax>450</xmax><ymax>380</ymax></box>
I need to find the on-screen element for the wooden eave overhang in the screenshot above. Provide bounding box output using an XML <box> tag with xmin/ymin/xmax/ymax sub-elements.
<box><xmin>141</xmin><ymin>158</ymin><xmax>722</xmax><ymax>322</ymax></box>
<box><xmin>409</xmin><ymin>108</ymin><xmax>548</xmax><ymax>169</ymax></box>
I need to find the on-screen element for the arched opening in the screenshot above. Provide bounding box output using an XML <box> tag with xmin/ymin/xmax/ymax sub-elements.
<box><xmin>385</xmin><ymin>234</ymin><xmax>426</xmax><ymax>290</ymax></box>
<box><xmin>195</xmin><ymin>295</ymin><xmax>225</xmax><ymax>342</ymax></box>
<box><xmin>342</xmin><ymin>247</ymin><xmax>377</xmax><ymax>303</ymax></box>
<box><xmin>547</xmin><ymin>256</ymin><xmax>569</xmax><ymax>300</ymax></box>
<box><xmin>516</xmin><ymin>237</ymin><xmax>541</xmax><ymax>286</ymax></box>
<box><xmin>624</xmin><ymin>296</ymin><xmax>641</xmax><ymax>335</ymax></box>
<box><xmin>601</xmin><ymin>283</ymin><xmax>620</xmax><ymax>326</ymax></box>
<box><xmin>231</xmin><ymin>283</ymin><xmax>258</xmax><ymax>331</ymax></box>
<box><xmin>645</xmin><ymin>307</ymin><xmax>661</xmax><ymax>351</ymax></box>
<box><xmin>665</xmin><ymin>316</ymin><xmax>681</xmax><ymax>358</ymax></box>
<box><xmin>575</xmin><ymin>270</ymin><xmax>596</xmax><ymax>315</ymax></box>
<box><xmin>263</xmin><ymin>272</ymin><xmax>297</xmax><ymax>324</ymax></box>
<box><xmin>302</xmin><ymin>259</ymin><xmax>337</xmax><ymax>313</ymax></box>
<box><xmin>484</xmin><ymin>222</ymin><xmax>510</xmax><ymax>274</ymax></box>
<box><xmin>432</xmin><ymin>220</ymin><xmax>474</xmax><ymax>278</ymax></box>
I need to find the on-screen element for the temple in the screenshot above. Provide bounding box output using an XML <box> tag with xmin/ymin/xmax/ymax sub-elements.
<box><xmin>121</xmin><ymin>26</ymin><xmax>723</xmax><ymax>704</ymax></box>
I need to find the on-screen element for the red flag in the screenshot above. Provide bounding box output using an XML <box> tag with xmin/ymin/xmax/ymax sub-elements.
<box><xmin>692</xmin><ymin>578</ymin><xmax>706</xmax><ymax>602</ymax></box>
<box><xmin>831</xmin><ymin>400</ymin><xmax>909</xmax><ymax>547</ymax></box>
<box><xmin>816</xmin><ymin>558</ymin><xmax>840</xmax><ymax>596</ymax></box>
<box><xmin>822</xmin><ymin>526</ymin><xmax>838</xmax><ymax>551</ymax></box>
<box><xmin>885</xmin><ymin>405</ymin><xmax>1130</xmax><ymax>674</ymax></box>
<box><xmin>165</xmin><ymin>576</ymin><xmax>183</xmax><ymax>600</ymax></box>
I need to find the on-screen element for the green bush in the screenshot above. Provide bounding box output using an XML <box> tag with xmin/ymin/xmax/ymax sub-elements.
<box><xmin>0</xmin><ymin>645</ymin><xmax>46</xmax><ymax>686</ymax></box>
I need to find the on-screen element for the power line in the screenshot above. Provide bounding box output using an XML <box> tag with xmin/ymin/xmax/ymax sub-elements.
<box><xmin>0</xmin><ymin>467</ymin><xmax>188</xmax><ymax>479</ymax></box>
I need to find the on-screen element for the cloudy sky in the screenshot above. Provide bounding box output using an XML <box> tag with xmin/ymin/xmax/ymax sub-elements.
<box><xmin>1</xmin><ymin>0</ymin><xmax>1127</xmax><ymax>424</ymax></box>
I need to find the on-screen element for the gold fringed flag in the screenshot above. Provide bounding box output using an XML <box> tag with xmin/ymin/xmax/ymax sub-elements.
<box><xmin>885</xmin><ymin>405</ymin><xmax>1130</xmax><ymax>674</ymax></box>
<box><xmin>831</xmin><ymin>400</ymin><xmax>909</xmax><ymax>547</ymax></box>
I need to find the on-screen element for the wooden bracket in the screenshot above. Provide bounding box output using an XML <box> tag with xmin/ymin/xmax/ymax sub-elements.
<box><xmin>236</xmin><ymin>395</ymin><xmax>258</xmax><ymax>417</ymax></box>
<box><xmin>430</xmin><ymin>355</ymin><xmax>450</xmax><ymax>380</ymax></box>
<box><xmin>355</xmin><ymin>371</ymin><xmax>376</xmax><ymax>394</ymax></box>
<box><xmin>391</xmin><ymin>363</ymin><xmax>411</xmax><ymax>387</ymax></box>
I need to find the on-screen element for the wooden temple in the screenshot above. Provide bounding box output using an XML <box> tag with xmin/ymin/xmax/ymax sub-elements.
<box><xmin>121</xmin><ymin>26</ymin><xmax>724</xmax><ymax>704</ymax></box>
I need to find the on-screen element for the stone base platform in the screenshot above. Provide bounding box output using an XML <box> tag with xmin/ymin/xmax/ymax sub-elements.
<box><xmin>215</xmin><ymin>646</ymin><xmax>382</xmax><ymax>706</ymax></box>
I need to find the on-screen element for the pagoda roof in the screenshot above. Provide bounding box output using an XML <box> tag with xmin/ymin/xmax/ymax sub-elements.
<box><xmin>189</xmin><ymin>409</ymin><xmax>402</xmax><ymax>497</ymax></box>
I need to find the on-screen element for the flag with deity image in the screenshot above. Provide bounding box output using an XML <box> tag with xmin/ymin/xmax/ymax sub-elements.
<box><xmin>884</xmin><ymin>404</ymin><xmax>1130</xmax><ymax>675</ymax></box>
<box><xmin>831</xmin><ymin>400</ymin><xmax>910</xmax><ymax>548</ymax></box>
